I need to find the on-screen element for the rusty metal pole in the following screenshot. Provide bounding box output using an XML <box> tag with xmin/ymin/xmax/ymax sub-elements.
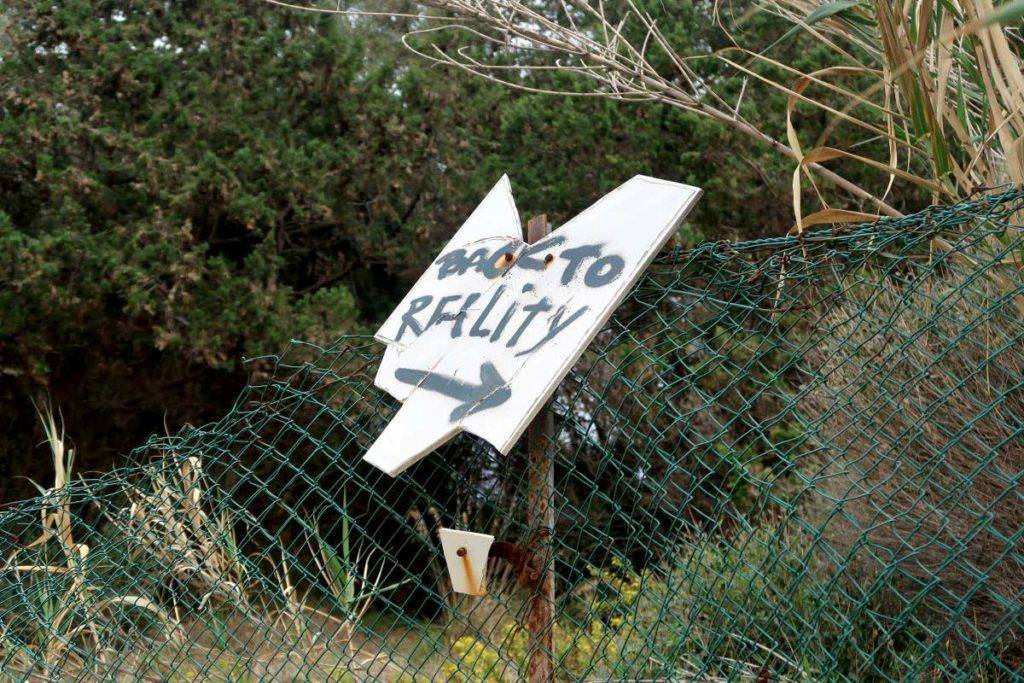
<box><xmin>524</xmin><ymin>214</ymin><xmax>555</xmax><ymax>683</ymax></box>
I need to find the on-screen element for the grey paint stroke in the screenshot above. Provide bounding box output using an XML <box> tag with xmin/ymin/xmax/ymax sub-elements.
<box><xmin>395</xmin><ymin>361</ymin><xmax>511</xmax><ymax>421</ymax></box>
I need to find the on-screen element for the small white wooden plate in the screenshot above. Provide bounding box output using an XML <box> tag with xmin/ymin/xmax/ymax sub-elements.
<box><xmin>438</xmin><ymin>528</ymin><xmax>494</xmax><ymax>596</ymax></box>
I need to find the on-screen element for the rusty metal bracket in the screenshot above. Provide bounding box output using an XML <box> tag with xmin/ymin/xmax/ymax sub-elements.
<box><xmin>488</xmin><ymin>528</ymin><xmax>550</xmax><ymax>589</ymax></box>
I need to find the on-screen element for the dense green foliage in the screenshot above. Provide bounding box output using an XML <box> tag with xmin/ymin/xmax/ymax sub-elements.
<box><xmin>1</xmin><ymin>0</ymin><xmax>843</xmax><ymax>499</ymax></box>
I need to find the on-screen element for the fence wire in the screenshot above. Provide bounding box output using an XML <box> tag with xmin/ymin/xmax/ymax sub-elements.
<box><xmin>1</xmin><ymin>188</ymin><xmax>1022</xmax><ymax>681</ymax></box>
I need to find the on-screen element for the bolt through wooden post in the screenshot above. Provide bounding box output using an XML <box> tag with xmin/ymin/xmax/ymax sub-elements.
<box><xmin>525</xmin><ymin>214</ymin><xmax>555</xmax><ymax>683</ymax></box>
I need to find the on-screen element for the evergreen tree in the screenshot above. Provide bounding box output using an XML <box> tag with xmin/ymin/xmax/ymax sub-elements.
<box><xmin>0</xmin><ymin>0</ymin><xmax>800</xmax><ymax>499</ymax></box>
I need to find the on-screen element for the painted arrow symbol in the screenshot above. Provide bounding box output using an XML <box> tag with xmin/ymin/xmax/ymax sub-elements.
<box><xmin>395</xmin><ymin>361</ymin><xmax>511</xmax><ymax>421</ymax></box>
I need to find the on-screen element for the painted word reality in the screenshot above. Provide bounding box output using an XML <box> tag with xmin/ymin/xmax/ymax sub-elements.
<box><xmin>363</xmin><ymin>175</ymin><xmax>701</xmax><ymax>477</ymax></box>
<box><xmin>395</xmin><ymin>235</ymin><xmax>626</xmax><ymax>357</ymax></box>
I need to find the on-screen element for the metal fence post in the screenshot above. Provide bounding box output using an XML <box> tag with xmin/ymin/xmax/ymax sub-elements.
<box><xmin>524</xmin><ymin>213</ymin><xmax>555</xmax><ymax>683</ymax></box>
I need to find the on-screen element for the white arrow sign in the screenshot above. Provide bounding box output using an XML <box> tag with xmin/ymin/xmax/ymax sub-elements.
<box><xmin>363</xmin><ymin>175</ymin><xmax>701</xmax><ymax>476</ymax></box>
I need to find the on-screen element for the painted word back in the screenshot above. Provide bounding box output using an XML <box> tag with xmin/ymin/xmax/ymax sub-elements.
<box><xmin>364</xmin><ymin>175</ymin><xmax>701</xmax><ymax>475</ymax></box>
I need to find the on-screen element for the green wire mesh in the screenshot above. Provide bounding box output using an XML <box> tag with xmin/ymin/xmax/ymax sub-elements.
<box><xmin>1</xmin><ymin>188</ymin><xmax>1022</xmax><ymax>681</ymax></box>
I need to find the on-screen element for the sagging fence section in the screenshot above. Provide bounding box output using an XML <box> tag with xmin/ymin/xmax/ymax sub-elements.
<box><xmin>1</xmin><ymin>188</ymin><xmax>1022</xmax><ymax>681</ymax></box>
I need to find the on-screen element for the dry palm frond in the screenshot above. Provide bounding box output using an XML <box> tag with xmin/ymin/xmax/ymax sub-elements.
<box><xmin>265</xmin><ymin>0</ymin><xmax>914</xmax><ymax>220</ymax></box>
<box><xmin>265</xmin><ymin>0</ymin><xmax>1024</xmax><ymax>234</ymax></box>
<box><xmin>754</xmin><ymin>0</ymin><xmax>1024</xmax><ymax>210</ymax></box>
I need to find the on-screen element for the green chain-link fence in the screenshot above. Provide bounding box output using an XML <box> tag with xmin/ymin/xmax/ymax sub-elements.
<box><xmin>1</xmin><ymin>187</ymin><xmax>1022</xmax><ymax>681</ymax></box>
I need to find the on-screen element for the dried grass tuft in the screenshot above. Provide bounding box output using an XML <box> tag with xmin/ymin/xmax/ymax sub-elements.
<box><xmin>805</xmin><ymin>268</ymin><xmax>1024</xmax><ymax>649</ymax></box>
<box><xmin>0</xmin><ymin>409</ymin><xmax>408</xmax><ymax>681</ymax></box>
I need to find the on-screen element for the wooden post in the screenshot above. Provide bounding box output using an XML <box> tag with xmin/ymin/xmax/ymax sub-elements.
<box><xmin>525</xmin><ymin>214</ymin><xmax>555</xmax><ymax>683</ymax></box>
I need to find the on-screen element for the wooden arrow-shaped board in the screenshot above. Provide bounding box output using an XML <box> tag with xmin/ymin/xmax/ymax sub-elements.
<box><xmin>364</xmin><ymin>175</ymin><xmax>701</xmax><ymax>476</ymax></box>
